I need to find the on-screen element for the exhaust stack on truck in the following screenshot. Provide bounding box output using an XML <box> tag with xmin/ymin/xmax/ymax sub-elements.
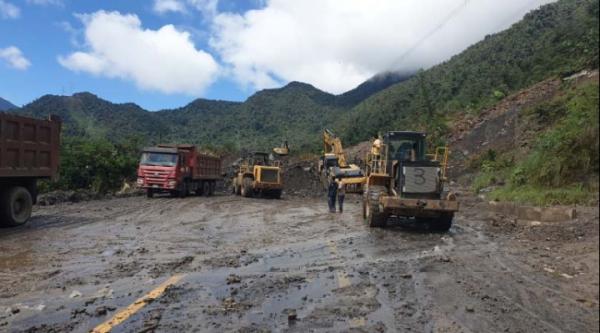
<box><xmin>137</xmin><ymin>144</ymin><xmax>222</xmax><ymax>198</ymax></box>
<box><xmin>0</xmin><ymin>113</ymin><xmax>61</xmax><ymax>226</ymax></box>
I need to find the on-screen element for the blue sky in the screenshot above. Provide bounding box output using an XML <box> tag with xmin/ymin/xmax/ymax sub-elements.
<box><xmin>0</xmin><ymin>0</ymin><xmax>554</xmax><ymax>110</ymax></box>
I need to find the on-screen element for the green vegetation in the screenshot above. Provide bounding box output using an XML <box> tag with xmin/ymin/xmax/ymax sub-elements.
<box><xmin>40</xmin><ymin>136</ymin><xmax>143</xmax><ymax>193</ymax></box>
<box><xmin>342</xmin><ymin>0</ymin><xmax>599</xmax><ymax>147</ymax></box>
<box><xmin>472</xmin><ymin>81</ymin><xmax>599</xmax><ymax>205</ymax></box>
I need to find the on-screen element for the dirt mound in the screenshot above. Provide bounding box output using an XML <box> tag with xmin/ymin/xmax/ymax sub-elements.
<box><xmin>283</xmin><ymin>160</ymin><xmax>324</xmax><ymax>197</ymax></box>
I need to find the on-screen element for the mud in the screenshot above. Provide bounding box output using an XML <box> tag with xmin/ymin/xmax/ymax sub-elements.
<box><xmin>0</xmin><ymin>193</ymin><xmax>598</xmax><ymax>332</ymax></box>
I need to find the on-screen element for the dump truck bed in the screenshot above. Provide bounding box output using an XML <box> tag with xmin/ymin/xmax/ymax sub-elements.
<box><xmin>0</xmin><ymin>113</ymin><xmax>61</xmax><ymax>179</ymax></box>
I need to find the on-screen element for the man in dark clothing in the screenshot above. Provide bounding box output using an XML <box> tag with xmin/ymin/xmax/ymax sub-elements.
<box><xmin>337</xmin><ymin>178</ymin><xmax>346</xmax><ymax>213</ymax></box>
<box><xmin>327</xmin><ymin>177</ymin><xmax>337</xmax><ymax>213</ymax></box>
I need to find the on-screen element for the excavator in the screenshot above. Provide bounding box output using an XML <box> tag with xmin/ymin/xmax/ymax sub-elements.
<box><xmin>319</xmin><ymin>129</ymin><xmax>365</xmax><ymax>193</ymax></box>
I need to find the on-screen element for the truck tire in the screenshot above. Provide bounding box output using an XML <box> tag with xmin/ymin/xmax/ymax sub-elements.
<box><xmin>364</xmin><ymin>186</ymin><xmax>388</xmax><ymax>228</ymax></box>
<box><xmin>146</xmin><ymin>189</ymin><xmax>154</xmax><ymax>198</ymax></box>
<box><xmin>196</xmin><ymin>181</ymin><xmax>205</xmax><ymax>196</ymax></box>
<box><xmin>241</xmin><ymin>178</ymin><xmax>253</xmax><ymax>198</ymax></box>
<box><xmin>178</xmin><ymin>181</ymin><xmax>188</xmax><ymax>198</ymax></box>
<box><xmin>208</xmin><ymin>181</ymin><xmax>215</xmax><ymax>196</ymax></box>
<box><xmin>431</xmin><ymin>213</ymin><xmax>453</xmax><ymax>232</ymax></box>
<box><xmin>1</xmin><ymin>186</ymin><xmax>33</xmax><ymax>227</ymax></box>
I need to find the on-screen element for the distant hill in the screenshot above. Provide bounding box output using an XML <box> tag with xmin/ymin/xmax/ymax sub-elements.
<box><xmin>12</xmin><ymin>0</ymin><xmax>599</xmax><ymax>153</ymax></box>
<box><xmin>0</xmin><ymin>97</ymin><xmax>17</xmax><ymax>111</ymax></box>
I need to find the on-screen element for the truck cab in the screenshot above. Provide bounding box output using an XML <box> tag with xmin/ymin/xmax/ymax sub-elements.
<box><xmin>137</xmin><ymin>146</ymin><xmax>186</xmax><ymax>196</ymax></box>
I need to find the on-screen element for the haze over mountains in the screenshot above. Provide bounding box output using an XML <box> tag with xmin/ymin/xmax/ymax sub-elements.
<box><xmin>12</xmin><ymin>0</ymin><xmax>599</xmax><ymax>152</ymax></box>
<box><xmin>0</xmin><ymin>97</ymin><xmax>17</xmax><ymax>111</ymax></box>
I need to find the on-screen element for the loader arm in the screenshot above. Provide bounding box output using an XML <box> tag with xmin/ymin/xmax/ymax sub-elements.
<box><xmin>323</xmin><ymin>129</ymin><xmax>348</xmax><ymax>167</ymax></box>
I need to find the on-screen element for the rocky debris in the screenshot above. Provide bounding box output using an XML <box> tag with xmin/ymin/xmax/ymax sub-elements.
<box><xmin>488</xmin><ymin>201</ymin><xmax>577</xmax><ymax>222</ymax></box>
<box><xmin>69</xmin><ymin>290</ymin><xmax>82</xmax><ymax>298</ymax></box>
<box><xmin>283</xmin><ymin>161</ymin><xmax>323</xmax><ymax>197</ymax></box>
<box><xmin>93</xmin><ymin>305</ymin><xmax>116</xmax><ymax>317</ymax></box>
<box><xmin>226</xmin><ymin>274</ymin><xmax>242</xmax><ymax>284</ymax></box>
<box><xmin>37</xmin><ymin>186</ymin><xmax>144</xmax><ymax>206</ymax></box>
<box><xmin>286</xmin><ymin>308</ymin><xmax>298</xmax><ymax>322</ymax></box>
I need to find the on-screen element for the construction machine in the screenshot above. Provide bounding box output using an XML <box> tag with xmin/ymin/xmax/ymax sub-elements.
<box><xmin>232</xmin><ymin>152</ymin><xmax>283</xmax><ymax>199</ymax></box>
<box><xmin>363</xmin><ymin>131</ymin><xmax>458</xmax><ymax>231</ymax></box>
<box><xmin>273</xmin><ymin>140</ymin><xmax>290</xmax><ymax>156</ymax></box>
<box><xmin>319</xmin><ymin>129</ymin><xmax>365</xmax><ymax>193</ymax></box>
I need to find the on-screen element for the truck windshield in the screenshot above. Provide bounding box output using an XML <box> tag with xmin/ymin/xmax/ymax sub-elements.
<box><xmin>140</xmin><ymin>153</ymin><xmax>178</xmax><ymax>167</ymax></box>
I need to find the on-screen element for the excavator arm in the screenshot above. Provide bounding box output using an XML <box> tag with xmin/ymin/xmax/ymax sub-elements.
<box><xmin>323</xmin><ymin>129</ymin><xmax>348</xmax><ymax>167</ymax></box>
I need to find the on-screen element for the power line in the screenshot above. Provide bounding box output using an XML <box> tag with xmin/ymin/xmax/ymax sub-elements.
<box><xmin>390</xmin><ymin>0</ymin><xmax>470</xmax><ymax>70</ymax></box>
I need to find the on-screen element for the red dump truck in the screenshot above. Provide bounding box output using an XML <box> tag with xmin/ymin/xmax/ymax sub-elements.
<box><xmin>0</xmin><ymin>113</ymin><xmax>61</xmax><ymax>226</ymax></box>
<box><xmin>137</xmin><ymin>144</ymin><xmax>222</xmax><ymax>198</ymax></box>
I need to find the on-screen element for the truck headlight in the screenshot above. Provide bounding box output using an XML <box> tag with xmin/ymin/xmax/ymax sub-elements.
<box><xmin>168</xmin><ymin>180</ymin><xmax>177</xmax><ymax>186</ymax></box>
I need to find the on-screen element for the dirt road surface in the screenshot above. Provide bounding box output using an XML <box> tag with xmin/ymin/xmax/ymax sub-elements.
<box><xmin>1</xmin><ymin>193</ymin><xmax>598</xmax><ymax>332</ymax></box>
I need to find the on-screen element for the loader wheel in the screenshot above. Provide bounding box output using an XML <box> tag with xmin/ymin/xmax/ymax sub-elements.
<box><xmin>431</xmin><ymin>213</ymin><xmax>453</xmax><ymax>232</ymax></box>
<box><xmin>271</xmin><ymin>189</ymin><xmax>282</xmax><ymax>199</ymax></box>
<box><xmin>241</xmin><ymin>178</ymin><xmax>253</xmax><ymax>198</ymax></box>
<box><xmin>1</xmin><ymin>186</ymin><xmax>32</xmax><ymax>227</ymax></box>
<box><xmin>364</xmin><ymin>186</ymin><xmax>388</xmax><ymax>228</ymax></box>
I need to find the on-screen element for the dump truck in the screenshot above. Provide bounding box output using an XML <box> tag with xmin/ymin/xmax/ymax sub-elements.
<box><xmin>137</xmin><ymin>144</ymin><xmax>222</xmax><ymax>198</ymax></box>
<box><xmin>363</xmin><ymin>131</ymin><xmax>458</xmax><ymax>231</ymax></box>
<box><xmin>319</xmin><ymin>129</ymin><xmax>365</xmax><ymax>193</ymax></box>
<box><xmin>232</xmin><ymin>152</ymin><xmax>283</xmax><ymax>199</ymax></box>
<box><xmin>0</xmin><ymin>113</ymin><xmax>61</xmax><ymax>226</ymax></box>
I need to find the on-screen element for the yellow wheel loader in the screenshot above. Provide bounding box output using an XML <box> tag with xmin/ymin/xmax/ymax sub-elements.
<box><xmin>232</xmin><ymin>152</ymin><xmax>283</xmax><ymax>199</ymax></box>
<box><xmin>363</xmin><ymin>131</ymin><xmax>458</xmax><ymax>231</ymax></box>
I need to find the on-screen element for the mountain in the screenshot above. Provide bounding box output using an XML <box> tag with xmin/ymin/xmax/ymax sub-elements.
<box><xmin>12</xmin><ymin>0</ymin><xmax>599</xmax><ymax>153</ymax></box>
<box><xmin>341</xmin><ymin>0</ymin><xmax>599</xmax><ymax>145</ymax></box>
<box><xmin>0</xmin><ymin>97</ymin><xmax>17</xmax><ymax>111</ymax></box>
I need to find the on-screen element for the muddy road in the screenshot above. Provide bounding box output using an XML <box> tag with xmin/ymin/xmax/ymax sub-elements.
<box><xmin>0</xmin><ymin>193</ymin><xmax>598</xmax><ymax>332</ymax></box>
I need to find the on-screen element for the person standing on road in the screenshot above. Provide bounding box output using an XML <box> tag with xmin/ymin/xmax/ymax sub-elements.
<box><xmin>327</xmin><ymin>176</ymin><xmax>337</xmax><ymax>213</ymax></box>
<box><xmin>337</xmin><ymin>178</ymin><xmax>346</xmax><ymax>213</ymax></box>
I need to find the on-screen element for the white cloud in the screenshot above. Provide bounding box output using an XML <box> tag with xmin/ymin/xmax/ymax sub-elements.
<box><xmin>153</xmin><ymin>0</ymin><xmax>186</xmax><ymax>14</ymax></box>
<box><xmin>0</xmin><ymin>0</ymin><xmax>19</xmax><ymax>19</ymax></box>
<box><xmin>0</xmin><ymin>46</ymin><xmax>31</xmax><ymax>70</ymax></box>
<box><xmin>59</xmin><ymin>11</ymin><xmax>220</xmax><ymax>95</ymax></box>
<box><xmin>211</xmin><ymin>0</ymin><xmax>556</xmax><ymax>93</ymax></box>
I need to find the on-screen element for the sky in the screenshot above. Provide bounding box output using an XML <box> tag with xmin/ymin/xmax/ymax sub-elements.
<box><xmin>0</xmin><ymin>0</ymin><xmax>555</xmax><ymax>111</ymax></box>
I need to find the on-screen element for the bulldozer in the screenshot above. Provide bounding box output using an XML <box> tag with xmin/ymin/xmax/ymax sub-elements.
<box><xmin>318</xmin><ymin>129</ymin><xmax>365</xmax><ymax>193</ymax></box>
<box><xmin>363</xmin><ymin>131</ymin><xmax>458</xmax><ymax>231</ymax></box>
<box><xmin>232</xmin><ymin>151</ymin><xmax>283</xmax><ymax>199</ymax></box>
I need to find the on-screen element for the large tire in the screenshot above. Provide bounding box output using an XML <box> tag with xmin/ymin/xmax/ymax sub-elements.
<box><xmin>208</xmin><ymin>181</ymin><xmax>215</xmax><ymax>196</ymax></box>
<box><xmin>431</xmin><ymin>213</ymin><xmax>453</xmax><ymax>232</ymax></box>
<box><xmin>241</xmin><ymin>178</ymin><xmax>253</xmax><ymax>198</ymax></box>
<box><xmin>271</xmin><ymin>189</ymin><xmax>282</xmax><ymax>199</ymax></box>
<box><xmin>146</xmin><ymin>189</ymin><xmax>154</xmax><ymax>198</ymax></box>
<box><xmin>364</xmin><ymin>186</ymin><xmax>388</xmax><ymax>228</ymax></box>
<box><xmin>1</xmin><ymin>186</ymin><xmax>33</xmax><ymax>227</ymax></box>
<box><xmin>179</xmin><ymin>181</ymin><xmax>188</xmax><ymax>198</ymax></box>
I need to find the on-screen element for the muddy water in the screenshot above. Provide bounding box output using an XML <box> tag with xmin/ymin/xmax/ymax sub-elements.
<box><xmin>0</xmin><ymin>194</ymin><xmax>598</xmax><ymax>332</ymax></box>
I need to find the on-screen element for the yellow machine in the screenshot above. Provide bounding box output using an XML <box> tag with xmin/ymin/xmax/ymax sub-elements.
<box><xmin>273</xmin><ymin>140</ymin><xmax>290</xmax><ymax>156</ymax></box>
<box><xmin>318</xmin><ymin>129</ymin><xmax>365</xmax><ymax>193</ymax></box>
<box><xmin>232</xmin><ymin>152</ymin><xmax>283</xmax><ymax>199</ymax></box>
<box><xmin>363</xmin><ymin>131</ymin><xmax>458</xmax><ymax>231</ymax></box>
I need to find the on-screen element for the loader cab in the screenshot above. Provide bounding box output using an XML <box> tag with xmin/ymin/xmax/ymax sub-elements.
<box><xmin>383</xmin><ymin>131</ymin><xmax>427</xmax><ymax>163</ymax></box>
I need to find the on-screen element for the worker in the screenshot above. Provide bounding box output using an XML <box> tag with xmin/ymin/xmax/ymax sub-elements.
<box><xmin>337</xmin><ymin>178</ymin><xmax>346</xmax><ymax>213</ymax></box>
<box><xmin>371</xmin><ymin>134</ymin><xmax>382</xmax><ymax>172</ymax></box>
<box><xmin>327</xmin><ymin>176</ymin><xmax>337</xmax><ymax>213</ymax></box>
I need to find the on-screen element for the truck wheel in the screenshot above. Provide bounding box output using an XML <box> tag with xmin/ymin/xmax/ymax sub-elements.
<box><xmin>364</xmin><ymin>186</ymin><xmax>387</xmax><ymax>228</ymax></box>
<box><xmin>146</xmin><ymin>189</ymin><xmax>154</xmax><ymax>198</ymax></box>
<box><xmin>196</xmin><ymin>181</ymin><xmax>205</xmax><ymax>196</ymax></box>
<box><xmin>208</xmin><ymin>181</ymin><xmax>215</xmax><ymax>196</ymax></box>
<box><xmin>431</xmin><ymin>213</ymin><xmax>453</xmax><ymax>232</ymax></box>
<box><xmin>1</xmin><ymin>186</ymin><xmax>33</xmax><ymax>227</ymax></box>
<box><xmin>178</xmin><ymin>182</ymin><xmax>188</xmax><ymax>198</ymax></box>
<box><xmin>241</xmin><ymin>178</ymin><xmax>253</xmax><ymax>198</ymax></box>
